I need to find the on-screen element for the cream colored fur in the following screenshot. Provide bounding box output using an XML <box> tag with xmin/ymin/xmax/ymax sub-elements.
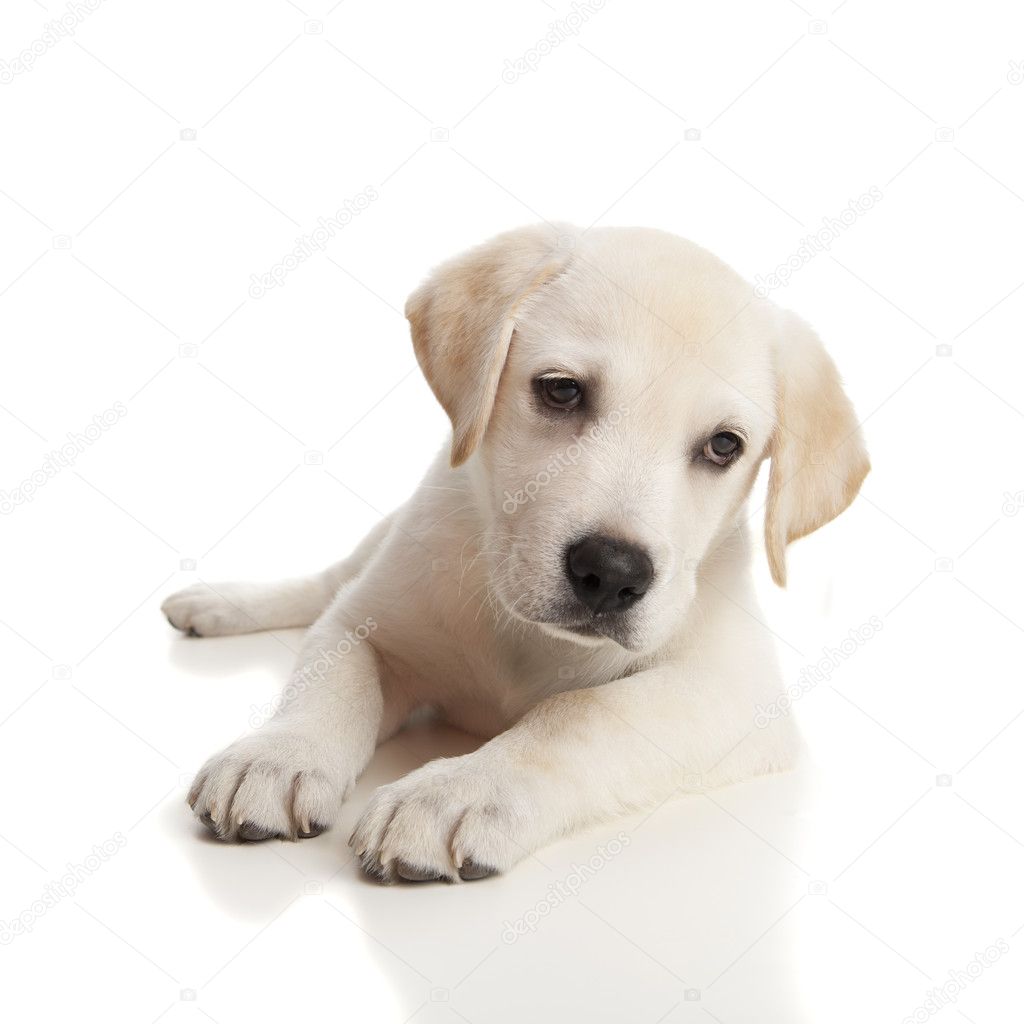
<box><xmin>162</xmin><ymin>224</ymin><xmax>868</xmax><ymax>882</ymax></box>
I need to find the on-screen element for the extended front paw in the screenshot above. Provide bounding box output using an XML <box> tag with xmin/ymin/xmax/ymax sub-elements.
<box><xmin>350</xmin><ymin>756</ymin><xmax>534</xmax><ymax>883</ymax></box>
<box><xmin>162</xmin><ymin>582</ymin><xmax>258</xmax><ymax>637</ymax></box>
<box><xmin>188</xmin><ymin>731</ymin><xmax>349</xmax><ymax>842</ymax></box>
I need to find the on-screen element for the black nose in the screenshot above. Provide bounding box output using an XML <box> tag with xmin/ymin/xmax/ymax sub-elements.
<box><xmin>566</xmin><ymin>535</ymin><xmax>654</xmax><ymax>615</ymax></box>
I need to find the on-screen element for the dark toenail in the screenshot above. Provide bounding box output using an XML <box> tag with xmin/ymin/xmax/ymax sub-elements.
<box><xmin>298</xmin><ymin>821</ymin><xmax>326</xmax><ymax>839</ymax></box>
<box><xmin>186</xmin><ymin>626</ymin><xmax>201</xmax><ymax>637</ymax></box>
<box><xmin>238</xmin><ymin>821</ymin><xmax>277</xmax><ymax>842</ymax></box>
<box><xmin>458</xmin><ymin>858</ymin><xmax>497</xmax><ymax>881</ymax></box>
<box><xmin>199</xmin><ymin>811</ymin><xmax>218</xmax><ymax>834</ymax></box>
<box><xmin>395</xmin><ymin>859</ymin><xmax>445</xmax><ymax>882</ymax></box>
<box><xmin>360</xmin><ymin>853</ymin><xmax>389</xmax><ymax>883</ymax></box>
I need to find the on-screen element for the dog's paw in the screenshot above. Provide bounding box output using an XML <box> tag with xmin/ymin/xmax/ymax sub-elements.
<box><xmin>188</xmin><ymin>731</ymin><xmax>350</xmax><ymax>842</ymax></box>
<box><xmin>350</xmin><ymin>756</ymin><xmax>532</xmax><ymax>883</ymax></box>
<box><xmin>161</xmin><ymin>582</ymin><xmax>259</xmax><ymax>637</ymax></box>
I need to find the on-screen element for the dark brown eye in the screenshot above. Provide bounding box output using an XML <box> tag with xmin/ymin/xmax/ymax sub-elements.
<box><xmin>703</xmin><ymin>431</ymin><xmax>742</xmax><ymax>466</ymax></box>
<box><xmin>539</xmin><ymin>377</ymin><xmax>582</xmax><ymax>410</ymax></box>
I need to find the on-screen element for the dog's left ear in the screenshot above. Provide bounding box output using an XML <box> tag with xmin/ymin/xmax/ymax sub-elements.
<box><xmin>764</xmin><ymin>311</ymin><xmax>870</xmax><ymax>586</ymax></box>
<box><xmin>406</xmin><ymin>224</ymin><xmax>572</xmax><ymax>466</ymax></box>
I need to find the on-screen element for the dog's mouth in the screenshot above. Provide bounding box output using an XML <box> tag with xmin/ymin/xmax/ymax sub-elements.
<box><xmin>562</xmin><ymin>623</ymin><xmax>601</xmax><ymax>637</ymax></box>
<box><xmin>538</xmin><ymin>620</ymin><xmax>604</xmax><ymax>642</ymax></box>
<box><xmin>532</xmin><ymin>607</ymin><xmax>644</xmax><ymax>650</ymax></box>
<box><xmin>494</xmin><ymin>585</ymin><xmax>647</xmax><ymax>650</ymax></box>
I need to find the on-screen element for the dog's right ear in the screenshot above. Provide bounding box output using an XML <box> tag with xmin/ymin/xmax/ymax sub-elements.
<box><xmin>406</xmin><ymin>224</ymin><xmax>573</xmax><ymax>467</ymax></box>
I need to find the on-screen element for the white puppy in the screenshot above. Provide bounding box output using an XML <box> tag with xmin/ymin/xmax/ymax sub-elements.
<box><xmin>163</xmin><ymin>224</ymin><xmax>869</xmax><ymax>883</ymax></box>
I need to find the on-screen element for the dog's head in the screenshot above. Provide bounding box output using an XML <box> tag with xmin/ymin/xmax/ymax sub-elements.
<box><xmin>407</xmin><ymin>225</ymin><xmax>869</xmax><ymax>653</ymax></box>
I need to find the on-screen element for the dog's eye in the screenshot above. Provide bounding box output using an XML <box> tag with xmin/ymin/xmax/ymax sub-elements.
<box><xmin>539</xmin><ymin>377</ymin><xmax>582</xmax><ymax>410</ymax></box>
<box><xmin>703</xmin><ymin>431</ymin><xmax>742</xmax><ymax>466</ymax></box>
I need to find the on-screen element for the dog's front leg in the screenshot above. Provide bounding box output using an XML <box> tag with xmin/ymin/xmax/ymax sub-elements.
<box><xmin>352</xmin><ymin>665</ymin><xmax>795</xmax><ymax>882</ymax></box>
<box><xmin>188</xmin><ymin>612</ymin><xmax>398</xmax><ymax>842</ymax></box>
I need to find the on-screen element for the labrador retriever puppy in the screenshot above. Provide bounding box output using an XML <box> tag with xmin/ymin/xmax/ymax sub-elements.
<box><xmin>163</xmin><ymin>224</ymin><xmax>868</xmax><ymax>883</ymax></box>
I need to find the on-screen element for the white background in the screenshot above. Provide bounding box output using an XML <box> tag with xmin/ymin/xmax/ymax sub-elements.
<box><xmin>2</xmin><ymin>0</ymin><xmax>1023</xmax><ymax>1021</ymax></box>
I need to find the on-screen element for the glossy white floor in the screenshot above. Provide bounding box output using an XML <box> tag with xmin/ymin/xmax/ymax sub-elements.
<box><xmin>5</xmin><ymin>533</ymin><xmax>1024</xmax><ymax>1024</ymax></box>
<box><xmin>3</xmin><ymin>1</ymin><xmax>1024</xmax><ymax>1020</ymax></box>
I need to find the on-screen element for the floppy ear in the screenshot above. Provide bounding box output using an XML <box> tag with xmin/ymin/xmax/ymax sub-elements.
<box><xmin>406</xmin><ymin>224</ymin><xmax>572</xmax><ymax>466</ymax></box>
<box><xmin>765</xmin><ymin>312</ymin><xmax>870</xmax><ymax>586</ymax></box>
